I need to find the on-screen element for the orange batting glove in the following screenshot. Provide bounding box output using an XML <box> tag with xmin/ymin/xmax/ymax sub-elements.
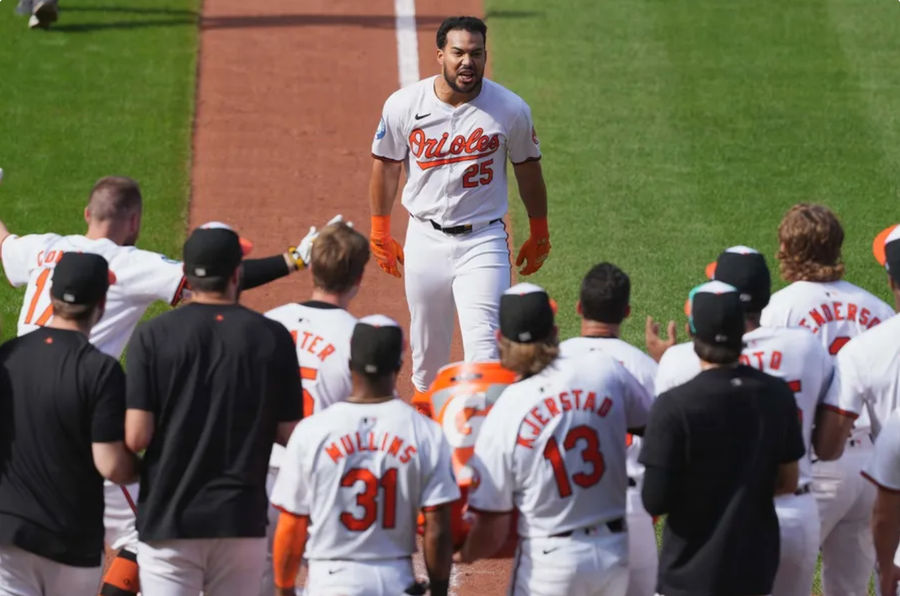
<box><xmin>515</xmin><ymin>216</ymin><xmax>550</xmax><ymax>275</ymax></box>
<box><xmin>370</xmin><ymin>215</ymin><xmax>404</xmax><ymax>278</ymax></box>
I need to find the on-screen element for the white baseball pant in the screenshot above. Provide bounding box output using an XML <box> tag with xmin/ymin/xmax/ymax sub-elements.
<box><xmin>104</xmin><ymin>480</ymin><xmax>140</xmax><ymax>551</ymax></box>
<box><xmin>771</xmin><ymin>490</ymin><xmax>819</xmax><ymax>596</ymax></box>
<box><xmin>404</xmin><ymin>216</ymin><xmax>510</xmax><ymax>392</ymax></box>
<box><xmin>813</xmin><ymin>433</ymin><xmax>876</xmax><ymax>596</ymax></box>
<box><xmin>510</xmin><ymin>523</ymin><xmax>629</xmax><ymax>596</ymax></box>
<box><xmin>0</xmin><ymin>545</ymin><xmax>101</xmax><ymax>596</ymax></box>
<box><xmin>137</xmin><ymin>537</ymin><xmax>266</xmax><ymax>596</ymax></box>
<box><xmin>306</xmin><ymin>557</ymin><xmax>415</xmax><ymax>595</ymax></box>
<box><xmin>626</xmin><ymin>485</ymin><xmax>657</xmax><ymax>596</ymax></box>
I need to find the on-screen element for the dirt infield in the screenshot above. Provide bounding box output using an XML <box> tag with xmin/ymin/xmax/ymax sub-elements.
<box><xmin>190</xmin><ymin>0</ymin><xmax>511</xmax><ymax>593</ymax></box>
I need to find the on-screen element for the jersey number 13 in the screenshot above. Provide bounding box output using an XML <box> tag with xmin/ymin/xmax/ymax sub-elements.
<box><xmin>543</xmin><ymin>425</ymin><xmax>605</xmax><ymax>498</ymax></box>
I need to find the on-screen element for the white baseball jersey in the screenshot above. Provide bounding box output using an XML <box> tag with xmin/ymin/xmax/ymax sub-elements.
<box><xmin>655</xmin><ymin>327</ymin><xmax>835</xmax><ymax>487</ymax></box>
<box><xmin>1</xmin><ymin>234</ymin><xmax>184</xmax><ymax>357</ymax></box>
<box><xmin>559</xmin><ymin>336</ymin><xmax>657</xmax><ymax>483</ymax></box>
<box><xmin>823</xmin><ymin>314</ymin><xmax>900</xmax><ymax>437</ymax></box>
<box><xmin>466</xmin><ymin>352</ymin><xmax>651</xmax><ymax>538</ymax></box>
<box><xmin>761</xmin><ymin>280</ymin><xmax>894</xmax><ymax>357</ymax></box>
<box><xmin>270</xmin><ymin>399</ymin><xmax>460</xmax><ymax>561</ymax></box>
<box><xmin>372</xmin><ymin>76</ymin><xmax>541</xmax><ymax>227</ymax></box>
<box><xmin>864</xmin><ymin>408</ymin><xmax>900</xmax><ymax>490</ymax></box>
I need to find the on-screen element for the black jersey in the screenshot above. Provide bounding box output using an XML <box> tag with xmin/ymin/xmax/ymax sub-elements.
<box><xmin>0</xmin><ymin>328</ymin><xmax>125</xmax><ymax>567</ymax></box>
<box><xmin>126</xmin><ymin>303</ymin><xmax>302</xmax><ymax>540</ymax></box>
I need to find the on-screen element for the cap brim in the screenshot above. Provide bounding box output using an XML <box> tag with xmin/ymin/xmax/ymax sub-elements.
<box><xmin>239</xmin><ymin>237</ymin><xmax>254</xmax><ymax>256</ymax></box>
<box><xmin>108</xmin><ymin>270</ymin><xmax>117</xmax><ymax>285</ymax></box>
<box><xmin>873</xmin><ymin>225</ymin><xmax>898</xmax><ymax>267</ymax></box>
<box><xmin>683</xmin><ymin>297</ymin><xmax>692</xmax><ymax>317</ymax></box>
<box><xmin>705</xmin><ymin>261</ymin><xmax>717</xmax><ymax>280</ymax></box>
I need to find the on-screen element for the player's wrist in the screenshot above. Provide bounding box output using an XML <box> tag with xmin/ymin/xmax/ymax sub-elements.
<box><xmin>286</xmin><ymin>247</ymin><xmax>306</xmax><ymax>271</ymax></box>
<box><xmin>371</xmin><ymin>214</ymin><xmax>392</xmax><ymax>238</ymax></box>
<box><xmin>528</xmin><ymin>216</ymin><xmax>549</xmax><ymax>238</ymax></box>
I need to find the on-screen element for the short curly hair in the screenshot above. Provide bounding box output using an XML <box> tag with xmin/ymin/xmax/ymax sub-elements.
<box><xmin>776</xmin><ymin>203</ymin><xmax>845</xmax><ymax>282</ymax></box>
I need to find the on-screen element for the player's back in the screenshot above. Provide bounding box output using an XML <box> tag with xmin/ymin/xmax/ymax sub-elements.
<box><xmin>1</xmin><ymin>233</ymin><xmax>183</xmax><ymax>357</ymax></box>
<box><xmin>289</xmin><ymin>399</ymin><xmax>458</xmax><ymax>561</ymax></box>
<box><xmin>761</xmin><ymin>280</ymin><xmax>894</xmax><ymax>356</ymax></box>
<box><xmin>473</xmin><ymin>352</ymin><xmax>649</xmax><ymax>538</ymax></box>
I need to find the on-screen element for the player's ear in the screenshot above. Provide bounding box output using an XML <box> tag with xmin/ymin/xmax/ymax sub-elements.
<box><xmin>625</xmin><ymin>304</ymin><xmax>631</xmax><ymax>319</ymax></box>
<box><xmin>575</xmin><ymin>300</ymin><xmax>583</xmax><ymax>315</ymax></box>
<box><xmin>84</xmin><ymin>207</ymin><xmax>91</xmax><ymax>225</ymax></box>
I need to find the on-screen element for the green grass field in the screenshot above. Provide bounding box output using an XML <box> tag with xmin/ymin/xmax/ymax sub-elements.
<box><xmin>0</xmin><ymin>1</ymin><xmax>198</xmax><ymax>340</ymax></box>
<box><xmin>2</xmin><ymin>1</ymin><xmax>899</xmax><ymax>593</ymax></box>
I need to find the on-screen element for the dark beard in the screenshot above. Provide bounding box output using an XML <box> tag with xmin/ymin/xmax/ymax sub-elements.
<box><xmin>443</xmin><ymin>68</ymin><xmax>482</xmax><ymax>95</ymax></box>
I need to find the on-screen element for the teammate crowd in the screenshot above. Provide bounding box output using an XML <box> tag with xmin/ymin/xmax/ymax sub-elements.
<box><xmin>1</xmin><ymin>13</ymin><xmax>899</xmax><ymax>596</ymax></box>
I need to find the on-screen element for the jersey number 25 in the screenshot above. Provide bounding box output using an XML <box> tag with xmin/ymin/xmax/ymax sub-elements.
<box><xmin>543</xmin><ymin>425</ymin><xmax>605</xmax><ymax>498</ymax></box>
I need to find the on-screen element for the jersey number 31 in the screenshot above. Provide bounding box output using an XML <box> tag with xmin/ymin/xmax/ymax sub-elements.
<box><xmin>340</xmin><ymin>468</ymin><xmax>398</xmax><ymax>532</ymax></box>
<box><xmin>543</xmin><ymin>425</ymin><xmax>605</xmax><ymax>498</ymax></box>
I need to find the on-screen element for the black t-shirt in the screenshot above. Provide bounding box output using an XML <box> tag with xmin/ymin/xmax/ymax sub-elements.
<box><xmin>0</xmin><ymin>328</ymin><xmax>125</xmax><ymax>567</ymax></box>
<box><xmin>126</xmin><ymin>303</ymin><xmax>302</xmax><ymax>540</ymax></box>
<box><xmin>639</xmin><ymin>365</ymin><xmax>805</xmax><ymax>596</ymax></box>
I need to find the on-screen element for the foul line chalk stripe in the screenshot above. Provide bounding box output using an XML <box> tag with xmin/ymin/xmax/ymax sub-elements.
<box><xmin>394</xmin><ymin>0</ymin><xmax>419</xmax><ymax>88</ymax></box>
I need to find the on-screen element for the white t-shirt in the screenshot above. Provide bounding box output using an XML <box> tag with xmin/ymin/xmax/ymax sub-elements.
<box><xmin>372</xmin><ymin>76</ymin><xmax>541</xmax><ymax>227</ymax></box>
<box><xmin>761</xmin><ymin>280</ymin><xmax>894</xmax><ymax>357</ymax></box>
<box><xmin>1</xmin><ymin>234</ymin><xmax>184</xmax><ymax>358</ymax></box>
<box><xmin>823</xmin><ymin>314</ymin><xmax>900</xmax><ymax>438</ymax></box>
<box><xmin>466</xmin><ymin>352</ymin><xmax>651</xmax><ymax>538</ymax></box>
<box><xmin>655</xmin><ymin>327</ymin><xmax>835</xmax><ymax>487</ymax></box>
<box><xmin>265</xmin><ymin>302</ymin><xmax>358</xmax><ymax>468</ymax></box>
<box><xmin>270</xmin><ymin>399</ymin><xmax>460</xmax><ymax>561</ymax></box>
<box><xmin>559</xmin><ymin>336</ymin><xmax>657</xmax><ymax>483</ymax></box>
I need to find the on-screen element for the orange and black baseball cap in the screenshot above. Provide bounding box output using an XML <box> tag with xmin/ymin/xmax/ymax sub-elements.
<box><xmin>500</xmin><ymin>282</ymin><xmax>555</xmax><ymax>343</ymax></box>
<box><xmin>51</xmin><ymin>252</ymin><xmax>115</xmax><ymax>305</ymax></box>
<box><xmin>183</xmin><ymin>222</ymin><xmax>252</xmax><ymax>278</ymax></box>
<box><xmin>704</xmin><ymin>246</ymin><xmax>771</xmax><ymax>312</ymax></box>
<box><xmin>350</xmin><ymin>315</ymin><xmax>405</xmax><ymax>376</ymax></box>
<box><xmin>873</xmin><ymin>224</ymin><xmax>900</xmax><ymax>283</ymax></box>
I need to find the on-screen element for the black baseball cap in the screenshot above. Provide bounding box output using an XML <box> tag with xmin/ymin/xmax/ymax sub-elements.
<box><xmin>873</xmin><ymin>224</ymin><xmax>900</xmax><ymax>284</ymax></box>
<box><xmin>50</xmin><ymin>252</ymin><xmax>114</xmax><ymax>305</ymax></box>
<box><xmin>705</xmin><ymin>246</ymin><xmax>771</xmax><ymax>312</ymax></box>
<box><xmin>500</xmin><ymin>282</ymin><xmax>554</xmax><ymax>343</ymax></box>
<box><xmin>349</xmin><ymin>315</ymin><xmax>404</xmax><ymax>375</ymax></box>
<box><xmin>183</xmin><ymin>225</ymin><xmax>244</xmax><ymax>278</ymax></box>
<box><xmin>687</xmin><ymin>280</ymin><xmax>744</xmax><ymax>350</ymax></box>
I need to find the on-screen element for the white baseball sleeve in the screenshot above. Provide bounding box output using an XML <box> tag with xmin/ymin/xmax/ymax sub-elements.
<box><xmin>117</xmin><ymin>249</ymin><xmax>186</xmax><ymax>305</ymax></box>
<box><xmin>654</xmin><ymin>343</ymin><xmax>698</xmax><ymax>396</ymax></box>
<box><xmin>620</xmin><ymin>364</ymin><xmax>651</xmax><ymax>430</ymax></box>
<box><xmin>466</xmin><ymin>407</ymin><xmax>515</xmax><ymax>513</ymax></box>
<box><xmin>864</xmin><ymin>409</ymin><xmax>900</xmax><ymax>490</ymax></box>
<box><xmin>371</xmin><ymin>92</ymin><xmax>409</xmax><ymax>161</ymax></box>
<box><xmin>0</xmin><ymin>234</ymin><xmax>57</xmax><ymax>286</ymax></box>
<box><xmin>507</xmin><ymin>102</ymin><xmax>541</xmax><ymax>165</ymax></box>
<box><xmin>269</xmin><ymin>426</ymin><xmax>312</xmax><ymax>516</ymax></box>
<box><xmin>823</xmin><ymin>343</ymin><xmax>864</xmax><ymax>419</ymax></box>
<box><xmin>420</xmin><ymin>425</ymin><xmax>461</xmax><ymax>509</ymax></box>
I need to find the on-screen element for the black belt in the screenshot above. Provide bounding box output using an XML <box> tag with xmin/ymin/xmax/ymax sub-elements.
<box><xmin>628</xmin><ymin>477</ymin><xmax>637</xmax><ymax>488</ymax></box>
<box><xmin>794</xmin><ymin>483</ymin><xmax>811</xmax><ymax>496</ymax></box>
<box><xmin>430</xmin><ymin>218</ymin><xmax>502</xmax><ymax>235</ymax></box>
<box><xmin>550</xmin><ymin>517</ymin><xmax>625</xmax><ymax>538</ymax></box>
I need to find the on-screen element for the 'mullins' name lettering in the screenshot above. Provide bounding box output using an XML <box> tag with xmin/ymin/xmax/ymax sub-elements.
<box><xmin>325</xmin><ymin>432</ymin><xmax>417</xmax><ymax>465</ymax></box>
<box><xmin>516</xmin><ymin>389</ymin><xmax>613</xmax><ymax>450</ymax></box>
<box><xmin>797</xmin><ymin>301</ymin><xmax>880</xmax><ymax>333</ymax></box>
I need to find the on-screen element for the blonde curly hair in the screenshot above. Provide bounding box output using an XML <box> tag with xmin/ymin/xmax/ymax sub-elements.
<box><xmin>776</xmin><ymin>203</ymin><xmax>845</xmax><ymax>282</ymax></box>
<box><xmin>498</xmin><ymin>335</ymin><xmax>559</xmax><ymax>377</ymax></box>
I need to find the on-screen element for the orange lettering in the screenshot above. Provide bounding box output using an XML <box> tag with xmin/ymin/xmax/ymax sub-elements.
<box><xmin>583</xmin><ymin>392</ymin><xmax>597</xmax><ymax>413</ymax></box>
<box><xmin>544</xmin><ymin>397</ymin><xmax>560</xmax><ymax>418</ymax></box>
<box><xmin>597</xmin><ymin>397</ymin><xmax>613</xmax><ymax>417</ymax></box>
<box><xmin>318</xmin><ymin>344</ymin><xmax>335</xmax><ymax>362</ymax></box>
<box><xmin>846</xmin><ymin>303</ymin><xmax>858</xmax><ymax>322</ymax></box>
<box><xmin>399</xmin><ymin>445</ymin><xmax>417</xmax><ymax>464</ymax></box>
<box><xmin>560</xmin><ymin>392</ymin><xmax>572</xmax><ymax>411</ymax></box>
<box><xmin>325</xmin><ymin>443</ymin><xmax>343</xmax><ymax>463</ymax></box>
<box><xmin>770</xmin><ymin>351</ymin><xmax>782</xmax><ymax>370</ymax></box>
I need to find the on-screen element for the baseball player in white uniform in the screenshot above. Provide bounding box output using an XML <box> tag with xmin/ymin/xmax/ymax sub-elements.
<box><xmin>758</xmin><ymin>204</ymin><xmax>893</xmax><ymax>595</ymax></box>
<box><xmin>558</xmin><ymin>263</ymin><xmax>658</xmax><ymax>596</ymax></box>
<box><xmin>458</xmin><ymin>283</ymin><xmax>651</xmax><ymax>596</ymax></box>
<box><xmin>0</xmin><ymin>177</ymin><xmax>337</xmax><ymax>586</ymax></box>
<box><xmin>262</xmin><ymin>221</ymin><xmax>368</xmax><ymax>594</ymax></box>
<box><xmin>369</xmin><ymin>16</ymin><xmax>549</xmax><ymax>402</ymax></box>
<box><xmin>270</xmin><ymin>315</ymin><xmax>460</xmax><ymax>596</ymax></box>
<box><xmin>655</xmin><ymin>246</ymin><xmax>833</xmax><ymax>596</ymax></box>
<box><xmin>862</xmin><ymin>409</ymin><xmax>900</xmax><ymax>596</ymax></box>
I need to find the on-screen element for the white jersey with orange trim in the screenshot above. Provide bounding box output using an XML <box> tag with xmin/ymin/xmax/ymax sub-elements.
<box><xmin>761</xmin><ymin>280</ymin><xmax>894</xmax><ymax>357</ymax></box>
<box><xmin>656</xmin><ymin>326</ymin><xmax>835</xmax><ymax>488</ymax></box>
<box><xmin>558</xmin><ymin>336</ymin><xmax>656</xmax><ymax>482</ymax></box>
<box><xmin>1</xmin><ymin>233</ymin><xmax>184</xmax><ymax>358</ymax></box>
<box><xmin>270</xmin><ymin>399</ymin><xmax>460</xmax><ymax>561</ymax></box>
<box><xmin>823</xmin><ymin>314</ymin><xmax>900</xmax><ymax>437</ymax></box>
<box><xmin>372</xmin><ymin>76</ymin><xmax>541</xmax><ymax>228</ymax></box>
<box><xmin>466</xmin><ymin>352</ymin><xmax>651</xmax><ymax>538</ymax></box>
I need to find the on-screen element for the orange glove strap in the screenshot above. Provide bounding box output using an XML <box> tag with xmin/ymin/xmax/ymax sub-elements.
<box><xmin>371</xmin><ymin>215</ymin><xmax>392</xmax><ymax>238</ymax></box>
<box><xmin>273</xmin><ymin>510</ymin><xmax>309</xmax><ymax>590</ymax></box>
<box><xmin>528</xmin><ymin>216</ymin><xmax>549</xmax><ymax>238</ymax></box>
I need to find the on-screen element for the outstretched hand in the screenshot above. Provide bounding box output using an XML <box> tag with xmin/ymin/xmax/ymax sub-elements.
<box><xmin>645</xmin><ymin>316</ymin><xmax>677</xmax><ymax>362</ymax></box>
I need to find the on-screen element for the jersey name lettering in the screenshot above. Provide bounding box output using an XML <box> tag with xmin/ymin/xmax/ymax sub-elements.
<box><xmin>325</xmin><ymin>431</ymin><xmax>417</xmax><ymax>465</ymax></box>
<box><xmin>516</xmin><ymin>389</ymin><xmax>613</xmax><ymax>449</ymax></box>
<box><xmin>409</xmin><ymin>127</ymin><xmax>501</xmax><ymax>169</ymax></box>
<box><xmin>35</xmin><ymin>250</ymin><xmax>64</xmax><ymax>267</ymax></box>
<box><xmin>739</xmin><ymin>350</ymin><xmax>783</xmax><ymax>371</ymax></box>
<box><xmin>292</xmin><ymin>330</ymin><xmax>337</xmax><ymax>362</ymax></box>
<box><xmin>797</xmin><ymin>301</ymin><xmax>879</xmax><ymax>332</ymax></box>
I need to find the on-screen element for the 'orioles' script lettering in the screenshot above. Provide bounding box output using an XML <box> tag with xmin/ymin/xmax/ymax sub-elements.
<box><xmin>325</xmin><ymin>432</ymin><xmax>417</xmax><ymax>465</ymax></box>
<box><xmin>797</xmin><ymin>302</ymin><xmax>880</xmax><ymax>332</ymax></box>
<box><xmin>409</xmin><ymin>127</ymin><xmax>500</xmax><ymax>170</ymax></box>
<box><xmin>516</xmin><ymin>389</ymin><xmax>614</xmax><ymax>449</ymax></box>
